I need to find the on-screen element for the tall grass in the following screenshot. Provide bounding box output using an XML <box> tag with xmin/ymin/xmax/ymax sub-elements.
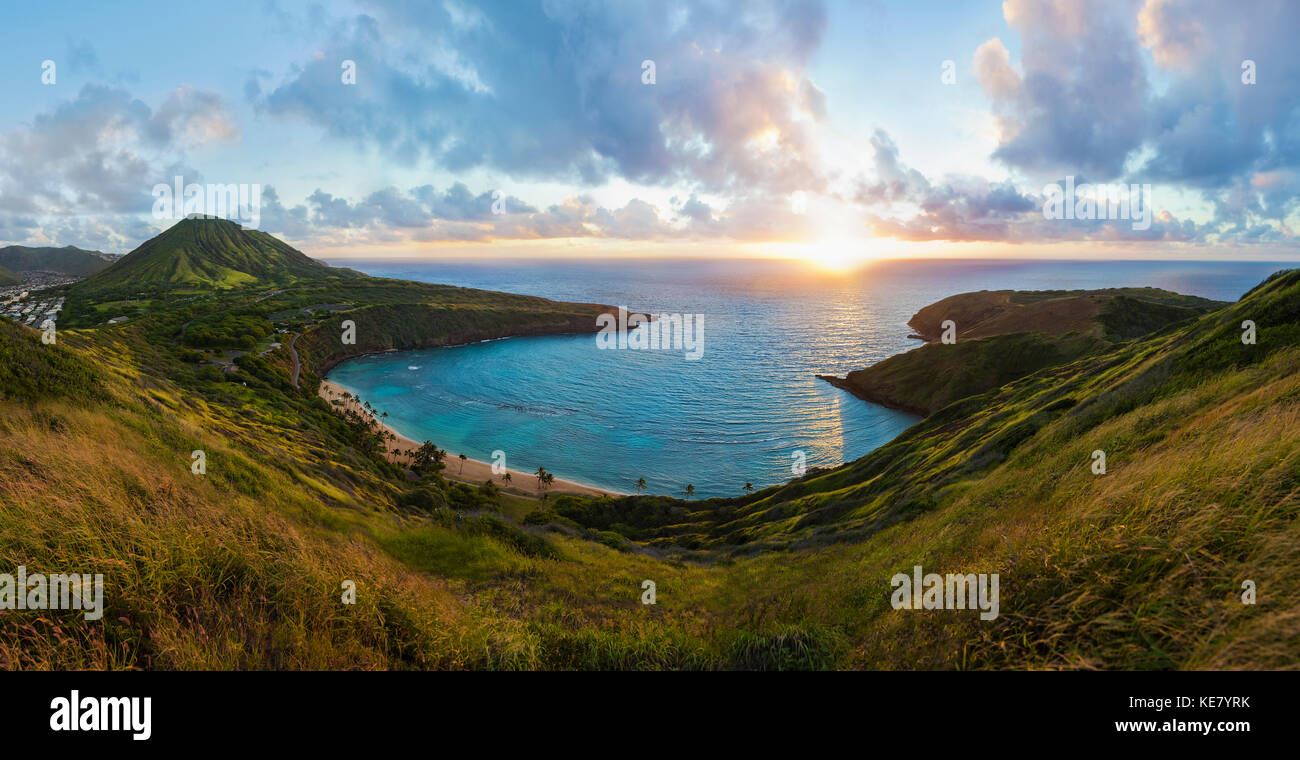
<box><xmin>2</xmin><ymin>271</ymin><xmax>1297</xmax><ymax>669</ymax></box>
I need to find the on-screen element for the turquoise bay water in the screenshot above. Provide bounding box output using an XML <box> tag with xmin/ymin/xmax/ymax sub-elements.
<box><xmin>324</xmin><ymin>258</ymin><xmax>1289</xmax><ymax>498</ymax></box>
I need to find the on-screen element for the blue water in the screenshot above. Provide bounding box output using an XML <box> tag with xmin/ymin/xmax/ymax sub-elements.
<box><xmin>322</xmin><ymin>257</ymin><xmax>1290</xmax><ymax>498</ymax></box>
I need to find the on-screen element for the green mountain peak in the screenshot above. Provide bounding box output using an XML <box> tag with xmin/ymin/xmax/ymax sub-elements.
<box><xmin>73</xmin><ymin>217</ymin><xmax>358</xmax><ymax>298</ymax></box>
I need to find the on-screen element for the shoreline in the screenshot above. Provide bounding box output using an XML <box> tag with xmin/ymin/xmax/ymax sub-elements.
<box><xmin>311</xmin><ymin>328</ymin><xmax>608</xmax><ymax>377</ymax></box>
<box><xmin>814</xmin><ymin>373</ymin><xmax>932</xmax><ymax>417</ymax></box>
<box><xmin>319</xmin><ymin>379</ymin><xmax>623</xmax><ymax>499</ymax></box>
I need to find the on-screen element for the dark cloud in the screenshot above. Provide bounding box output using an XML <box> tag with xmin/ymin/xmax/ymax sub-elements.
<box><xmin>412</xmin><ymin>183</ymin><xmax>535</xmax><ymax>221</ymax></box>
<box><xmin>253</xmin><ymin>0</ymin><xmax>829</xmax><ymax>194</ymax></box>
<box><xmin>675</xmin><ymin>193</ymin><xmax>714</xmax><ymax>224</ymax></box>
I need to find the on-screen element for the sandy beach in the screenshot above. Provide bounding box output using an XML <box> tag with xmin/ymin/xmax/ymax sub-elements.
<box><xmin>319</xmin><ymin>380</ymin><xmax>619</xmax><ymax>498</ymax></box>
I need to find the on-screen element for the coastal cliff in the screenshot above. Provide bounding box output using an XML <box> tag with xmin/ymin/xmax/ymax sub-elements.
<box><xmin>296</xmin><ymin>300</ymin><xmax>611</xmax><ymax>385</ymax></box>
<box><xmin>819</xmin><ymin>287</ymin><xmax>1224</xmax><ymax>416</ymax></box>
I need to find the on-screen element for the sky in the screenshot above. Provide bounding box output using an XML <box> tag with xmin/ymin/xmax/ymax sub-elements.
<box><xmin>0</xmin><ymin>0</ymin><xmax>1296</xmax><ymax>264</ymax></box>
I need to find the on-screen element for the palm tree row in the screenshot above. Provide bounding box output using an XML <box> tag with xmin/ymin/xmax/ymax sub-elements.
<box><xmin>630</xmin><ymin>479</ymin><xmax>756</xmax><ymax>498</ymax></box>
<box><xmin>534</xmin><ymin>467</ymin><xmax>555</xmax><ymax>490</ymax></box>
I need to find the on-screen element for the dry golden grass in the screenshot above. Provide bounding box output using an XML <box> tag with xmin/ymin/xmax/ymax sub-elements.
<box><xmin>0</xmin><ymin>399</ymin><xmax>480</xmax><ymax>669</ymax></box>
<box><xmin>2</xmin><ymin>272</ymin><xmax>1296</xmax><ymax>670</ymax></box>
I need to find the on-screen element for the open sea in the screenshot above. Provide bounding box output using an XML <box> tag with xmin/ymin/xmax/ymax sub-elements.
<box><xmin>321</xmin><ymin>257</ymin><xmax>1290</xmax><ymax>498</ymax></box>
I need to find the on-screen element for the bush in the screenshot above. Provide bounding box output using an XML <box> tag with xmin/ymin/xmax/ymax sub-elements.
<box><xmin>463</xmin><ymin>515</ymin><xmax>558</xmax><ymax>559</ymax></box>
<box><xmin>397</xmin><ymin>483</ymin><xmax>448</xmax><ymax>512</ymax></box>
<box><xmin>182</xmin><ymin>313</ymin><xmax>273</xmax><ymax>350</ymax></box>
<box><xmin>446</xmin><ymin>481</ymin><xmax>499</xmax><ymax>512</ymax></box>
<box><xmin>523</xmin><ymin>509</ymin><xmax>557</xmax><ymax>525</ymax></box>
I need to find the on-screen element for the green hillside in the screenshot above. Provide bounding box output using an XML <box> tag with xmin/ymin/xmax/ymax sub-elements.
<box><xmin>820</xmin><ymin>287</ymin><xmax>1224</xmax><ymax>415</ymax></box>
<box><xmin>907</xmin><ymin>287</ymin><xmax>1223</xmax><ymax>342</ymax></box>
<box><xmin>547</xmin><ymin>268</ymin><xmax>1300</xmax><ymax>667</ymax></box>
<box><xmin>0</xmin><ymin>263</ymin><xmax>18</xmax><ymax>286</ymax></box>
<box><xmin>71</xmin><ymin>217</ymin><xmax>361</xmax><ymax>300</ymax></box>
<box><xmin>0</xmin><ymin>244</ymin><xmax>113</xmax><ymax>277</ymax></box>
<box><xmin>1</xmin><ymin>221</ymin><xmax>1294</xmax><ymax>670</ymax></box>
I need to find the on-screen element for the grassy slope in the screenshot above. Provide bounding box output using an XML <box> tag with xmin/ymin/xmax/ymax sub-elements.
<box><xmin>1</xmin><ymin>251</ymin><xmax>1296</xmax><ymax>669</ymax></box>
<box><xmin>292</xmin><ymin>282</ymin><xmax>613</xmax><ymax>383</ymax></box>
<box><xmin>822</xmin><ymin>287</ymin><xmax>1224</xmax><ymax>415</ymax></box>
<box><xmin>0</xmin><ymin>263</ymin><xmax>18</xmax><ymax>286</ymax></box>
<box><xmin>822</xmin><ymin>332</ymin><xmax>1109</xmax><ymax>415</ymax></box>
<box><xmin>0</xmin><ymin>291</ymin><xmax>632</xmax><ymax>668</ymax></box>
<box><xmin>548</xmin><ymin>270</ymin><xmax>1299</xmax><ymax>667</ymax></box>
<box><xmin>908</xmin><ymin>287</ymin><xmax>1223</xmax><ymax>341</ymax></box>
<box><xmin>0</xmin><ymin>245</ymin><xmax>112</xmax><ymax>277</ymax></box>
<box><xmin>69</xmin><ymin>218</ymin><xmax>361</xmax><ymax>301</ymax></box>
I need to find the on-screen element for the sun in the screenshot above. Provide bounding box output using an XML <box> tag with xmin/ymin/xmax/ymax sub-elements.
<box><xmin>800</xmin><ymin>235</ymin><xmax>871</xmax><ymax>272</ymax></box>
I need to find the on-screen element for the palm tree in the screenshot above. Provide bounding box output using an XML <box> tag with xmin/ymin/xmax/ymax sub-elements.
<box><xmin>502</xmin><ymin>472</ymin><xmax>512</xmax><ymax>486</ymax></box>
<box><xmin>412</xmin><ymin>441</ymin><xmax>439</xmax><ymax>471</ymax></box>
<box><xmin>543</xmin><ymin>472</ymin><xmax>555</xmax><ymax>490</ymax></box>
<box><xmin>683</xmin><ymin>484</ymin><xmax>695</xmax><ymax>499</ymax></box>
<box><xmin>743</xmin><ymin>482</ymin><xmax>754</xmax><ymax>493</ymax></box>
<box><xmin>535</xmin><ymin>466</ymin><xmax>547</xmax><ymax>488</ymax></box>
<box><xmin>635</xmin><ymin>477</ymin><xmax>647</xmax><ymax>493</ymax></box>
<box><xmin>458</xmin><ymin>453</ymin><xmax>467</xmax><ymax>473</ymax></box>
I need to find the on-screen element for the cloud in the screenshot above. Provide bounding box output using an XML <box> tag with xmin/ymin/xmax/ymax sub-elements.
<box><xmin>976</xmin><ymin>0</ymin><xmax>1151</xmax><ymax>179</ymax></box>
<box><xmin>1137</xmin><ymin>0</ymin><xmax>1208</xmax><ymax>68</ymax></box>
<box><xmin>250</xmin><ymin>176</ymin><xmax>822</xmax><ymax>248</ymax></box>
<box><xmin>256</xmin><ymin>182</ymin><xmax>666</xmax><ymax>244</ymax></box>
<box><xmin>854</xmin><ymin>129</ymin><xmax>932</xmax><ymax>205</ymax></box>
<box><xmin>65</xmin><ymin>38</ymin><xmax>101</xmax><ymax>75</ymax></box>
<box><xmin>0</xmin><ymin>84</ymin><xmax>242</xmax><ymax>250</ymax></box>
<box><xmin>851</xmin><ymin>127</ymin><xmax>1227</xmax><ymax>245</ymax></box>
<box><xmin>965</xmin><ymin>0</ymin><xmax>1299</xmax><ymax>242</ymax></box>
<box><xmin>152</xmin><ymin>87</ymin><xmax>240</xmax><ymax>144</ymax></box>
<box><xmin>0</xmin><ymin>214</ymin><xmax>158</xmax><ymax>253</ymax></box>
<box><xmin>0</xmin><ymin>85</ymin><xmax>238</xmax><ymax>218</ymax></box>
<box><xmin>4</xmin><ymin>0</ymin><xmax>1295</xmax><ymax>253</ymax></box>
<box><xmin>972</xmin><ymin>38</ymin><xmax>1019</xmax><ymax>100</ymax></box>
<box><xmin>252</xmin><ymin>0</ymin><xmax>829</xmax><ymax>194</ymax></box>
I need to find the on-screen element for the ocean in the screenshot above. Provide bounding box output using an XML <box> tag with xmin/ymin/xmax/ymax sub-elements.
<box><xmin>321</xmin><ymin>257</ymin><xmax>1290</xmax><ymax>498</ymax></box>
